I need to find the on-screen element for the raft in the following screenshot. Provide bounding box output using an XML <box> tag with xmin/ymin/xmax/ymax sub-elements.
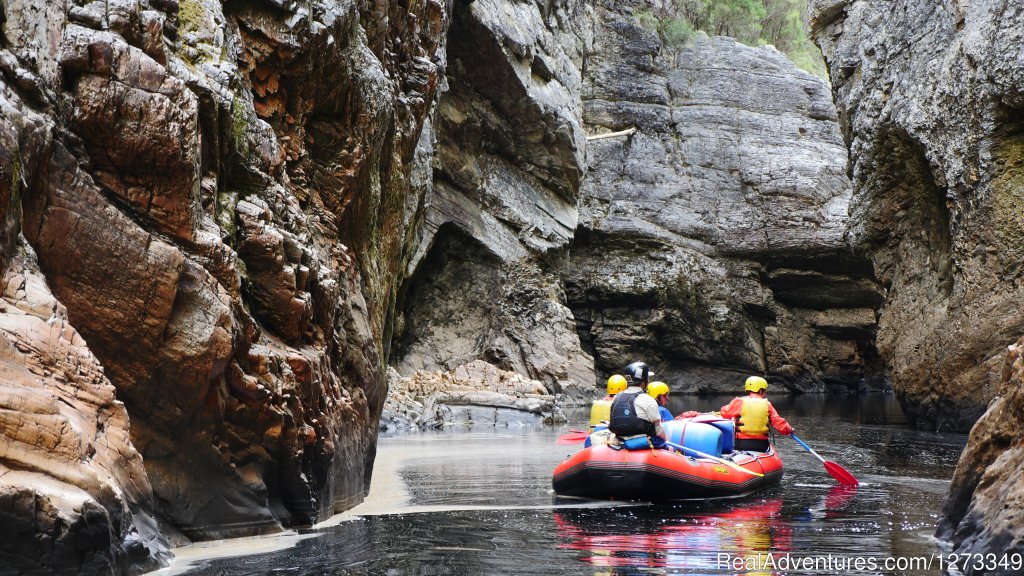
<box><xmin>553</xmin><ymin>417</ymin><xmax>783</xmax><ymax>500</ymax></box>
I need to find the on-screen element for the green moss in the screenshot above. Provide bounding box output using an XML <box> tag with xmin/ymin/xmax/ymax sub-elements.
<box><xmin>9</xmin><ymin>149</ymin><xmax>19</xmax><ymax>201</ymax></box>
<box><xmin>178</xmin><ymin>0</ymin><xmax>206</xmax><ymax>34</ymax></box>
<box><xmin>216</xmin><ymin>190</ymin><xmax>240</xmax><ymax>240</ymax></box>
<box><xmin>1</xmin><ymin>145</ymin><xmax>23</xmax><ymax>261</ymax></box>
<box><xmin>991</xmin><ymin>136</ymin><xmax>1024</xmax><ymax>264</ymax></box>
<box><xmin>231</xmin><ymin>95</ymin><xmax>250</xmax><ymax>157</ymax></box>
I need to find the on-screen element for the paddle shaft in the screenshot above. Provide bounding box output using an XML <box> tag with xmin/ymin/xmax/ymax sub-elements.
<box><xmin>791</xmin><ymin>434</ymin><xmax>859</xmax><ymax>486</ymax></box>
<box><xmin>664</xmin><ymin>441</ymin><xmax>764</xmax><ymax>478</ymax></box>
<box><xmin>791</xmin><ymin>434</ymin><xmax>826</xmax><ymax>463</ymax></box>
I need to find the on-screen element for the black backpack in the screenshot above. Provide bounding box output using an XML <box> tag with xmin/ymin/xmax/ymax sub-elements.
<box><xmin>608</xmin><ymin>391</ymin><xmax>655</xmax><ymax>437</ymax></box>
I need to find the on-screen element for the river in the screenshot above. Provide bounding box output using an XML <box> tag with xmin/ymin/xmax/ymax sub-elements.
<box><xmin>157</xmin><ymin>393</ymin><xmax>966</xmax><ymax>575</ymax></box>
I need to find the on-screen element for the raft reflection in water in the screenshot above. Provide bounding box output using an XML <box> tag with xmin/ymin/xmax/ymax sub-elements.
<box><xmin>554</xmin><ymin>485</ymin><xmax>859</xmax><ymax>575</ymax></box>
<box><xmin>555</xmin><ymin>499</ymin><xmax>791</xmax><ymax>575</ymax></box>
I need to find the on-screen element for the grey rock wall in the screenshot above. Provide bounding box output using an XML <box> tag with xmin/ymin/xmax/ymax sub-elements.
<box><xmin>569</xmin><ymin>0</ymin><xmax>883</xmax><ymax>393</ymax></box>
<box><xmin>810</xmin><ymin>0</ymin><xmax>1024</xmax><ymax>431</ymax></box>
<box><xmin>392</xmin><ymin>0</ymin><xmax>596</xmax><ymax>399</ymax></box>
<box><xmin>807</xmin><ymin>0</ymin><xmax>1024</xmax><ymax>562</ymax></box>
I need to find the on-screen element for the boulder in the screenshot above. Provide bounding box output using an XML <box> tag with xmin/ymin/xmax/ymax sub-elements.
<box><xmin>381</xmin><ymin>361</ymin><xmax>566</xmax><ymax>432</ymax></box>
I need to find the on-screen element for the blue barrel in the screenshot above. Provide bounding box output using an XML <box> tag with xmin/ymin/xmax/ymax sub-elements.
<box><xmin>662</xmin><ymin>420</ymin><xmax>723</xmax><ymax>457</ymax></box>
<box><xmin>706</xmin><ymin>420</ymin><xmax>735</xmax><ymax>453</ymax></box>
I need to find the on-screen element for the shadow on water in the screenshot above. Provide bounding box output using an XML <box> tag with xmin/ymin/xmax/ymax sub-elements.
<box><xmin>164</xmin><ymin>394</ymin><xmax>967</xmax><ymax>575</ymax></box>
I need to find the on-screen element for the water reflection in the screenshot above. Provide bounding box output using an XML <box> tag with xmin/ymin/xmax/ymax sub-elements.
<box><xmin>555</xmin><ymin>499</ymin><xmax>792</xmax><ymax>574</ymax></box>
<box><xmin>168</xmin><ymin>394</ymin><xmax>965</xmax><ymax>575</ymax></box>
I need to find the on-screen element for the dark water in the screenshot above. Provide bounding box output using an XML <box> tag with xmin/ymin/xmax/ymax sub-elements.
<box><xmin>162</xmin><ymin>394</ymin><xmax>967</xmax><ymax>575</ymax></box>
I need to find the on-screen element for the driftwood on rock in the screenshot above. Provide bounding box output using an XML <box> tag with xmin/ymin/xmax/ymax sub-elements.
<box><xmin>585</xmin><ymin>127</ymin><xmax>637</xmax><ymax>141</ymax></box>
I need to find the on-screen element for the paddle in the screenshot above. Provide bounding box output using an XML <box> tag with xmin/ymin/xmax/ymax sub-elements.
<box><xmin>791</xmin><ymin>434</ymin><xmax>858</xmax><ymax>486</ymax></box>
<box><xmin>664</xmin><ymin>441</ymin><xmax>764</xmax><ymax>478</ymax></box>
<box><xmin>556</xmin><ymin>430</ymin><xmax>591</xmax><ymax>445</ymax></box>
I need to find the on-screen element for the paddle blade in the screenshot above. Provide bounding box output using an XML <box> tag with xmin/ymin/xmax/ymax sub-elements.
<box><xmin>824</xmin><ymin>460</ymin><xmax>859</xmax><ymax>486</ymax></box>
<box><xmin>556</xmin><ymin>432</ymin><xmax>589</xmax><ymax>445</ymax></box>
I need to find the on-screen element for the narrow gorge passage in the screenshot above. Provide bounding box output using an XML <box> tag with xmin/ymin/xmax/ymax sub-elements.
<box><xmin>160</xmin><ymin>396</ymin><xmax>966</xmax><ymax>575</ymax></box>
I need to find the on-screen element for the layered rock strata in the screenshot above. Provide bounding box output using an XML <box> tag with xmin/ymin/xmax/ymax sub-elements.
<box><xmin>1</xmin><ymin>0</ymin><xmax>446</xmax><ymax>567</ymax></box>
<box><xmin>380</xmin><ymin>361</ymin><xmax>566</xmax><ymax>433</ymax></box>
<box><xmin>569</xmin><ymin>0</ymin><xmax>883</xmax><ymax>394</ymax></box>
<box><xmin>391</xmin><ymin>0</ymin><xmax>596</xmax><ymax>401</ymax></box>
<box><xmin>811</xmin><ymin>0</ymin><xmax>1024</xmax><ymax>431</ymax></box>
<box><xmin>0</xmin><ymin>245</ymin><xmax>169</xmax><ymax>574</ymax></box>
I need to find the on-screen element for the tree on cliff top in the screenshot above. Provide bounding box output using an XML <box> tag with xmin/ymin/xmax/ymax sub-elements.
<box><xmin>638</xmin><ymin>0</ymin><xmax>827</xmax><ymax>78</ymax></box>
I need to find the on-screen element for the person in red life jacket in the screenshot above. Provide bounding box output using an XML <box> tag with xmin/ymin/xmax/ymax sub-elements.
<box><xmin>647</xmin><ymin>381</ymin><xmax>673</xmax><ymax>421</ymax></box>
<box><xmin>609</xmin><ymin>361</ymin><xmax>667</xmax><ymax>449</ymax></box>
<box><xmin>719</xmin><ymin>376</ymin><xmax>793</xmax><ymax>452</ymax></box>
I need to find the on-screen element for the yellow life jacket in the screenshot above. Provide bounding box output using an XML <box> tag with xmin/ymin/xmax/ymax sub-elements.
<box><xmin>738</xmin><ymin>396</ymin><xmax>770</xmax><ymax>437</ymax></box>
<box><xmin>589</xmin><ymin>399</ymin><xmax>612</xmax><ymax>429</ymax></box>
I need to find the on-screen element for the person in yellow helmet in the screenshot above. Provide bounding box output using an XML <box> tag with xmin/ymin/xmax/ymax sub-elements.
<box><xmin>590</xmin><ymin>375</ymin><xmax>628</xmax><ymax>429</ymax></box>
<box><xmin>647</xmin><ymin>381</ymin><xmax>673</xmax><ymax>421</ymax></box>
<box><xmin>719</xmin><ymin>376</ymin><xmax>793</xmax><ymax>452</ymax></box>
<box><xmin>603</xmin><ymin>374</ymin><xmax>628</xmax><ymax>401</ymax></box>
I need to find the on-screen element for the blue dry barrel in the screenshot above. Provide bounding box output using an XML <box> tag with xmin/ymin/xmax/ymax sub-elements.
<box><xmin>662</xmin><ymin>420</ymin><xmax>723</xmax><ymax>457</ymax></box>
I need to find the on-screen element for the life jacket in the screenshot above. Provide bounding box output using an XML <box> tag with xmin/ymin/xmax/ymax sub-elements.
<box><xmin>589</xmin><ymin>399</ymin><xmax>612</xmax><ymax>429</ymax></box>
<box><xmin>609</xmin><ymin>391</ymin><xmax>655</xmax><ymax>437</ymax></box>
<box><xmin>737</xmin><ymin>396</ymin><xmax>770</xmax><ymax>438</ymax></box>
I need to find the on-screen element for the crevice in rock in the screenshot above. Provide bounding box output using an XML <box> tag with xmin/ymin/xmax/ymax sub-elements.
<box><xmin>856</xmin><ymin>127</ymin><xmax>953</xmax><ymax>296</ymax></box>
<box><xmin>392</xmin><ymin>222</ymin><xmax>504</xmax><ymax>372</ymax></box>
<box><xmin>988</xmin><ymin>104</ymin><xmax>1024</xmax><ymax>278</ymax></box>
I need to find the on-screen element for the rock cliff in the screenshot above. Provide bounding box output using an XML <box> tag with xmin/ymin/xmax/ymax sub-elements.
<box><xmin>569</xmin><ymin>0</ymin><xmax>883</xmax><ymax>393</ymax></box>
<box><xmin>1</xmin><ymin>0</ymin><xmax>445</xmax><ymax>570</ymax></box>
<box><xmin>0</xmin><ymin>0</ymin><xmax>910</xmax><ymax>570</ymax></box>
<box><xmin>391</xmin><ymin>0</ymin><xmax>596</xmax><ymax>399</ymax></box>
<box><xmin>809</xmin><ymin>0</ymin><xmax>1024</xmax><ymax>562</ymax></box>
<box><xmin>0</xmin><ymin>245</ymin><xmax>169</xmax><ymax>574</ymax></box>
<box><xmin>810</xmin><ymin>0</ymin><xmax>1024</xmax><ymax>432</ymax></box>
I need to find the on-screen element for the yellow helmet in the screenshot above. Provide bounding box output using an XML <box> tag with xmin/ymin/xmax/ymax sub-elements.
<box><xmin>607</xmin><ymin>374</ymin><xmax>628</xmax><ymax>396</ymax></box>
<box><xmin>647</xmin><ymin>381</ymin><xmax>669</xmax><ymax>398</ymax></box>
<box><xmin>744</xmin><ymin>376</ymin><xmax>768</xmax><ymax>393</ymax></box>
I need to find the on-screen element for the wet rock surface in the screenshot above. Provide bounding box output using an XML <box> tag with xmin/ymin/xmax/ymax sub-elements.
<box><xmin>939</xmin><ymin>337</ymin><xmax>1024</xmax><ymax>565</ymax></box>
<box><xmin>568</xmin><ymin>0</ymin><xmax>883</xmax><ymax>394</ymax></box>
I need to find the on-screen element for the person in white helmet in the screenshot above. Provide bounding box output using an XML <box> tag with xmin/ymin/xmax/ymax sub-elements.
<box><xmin>608</xmin><ymin>361</ymin><xmax>666</xmax><ymax>449</ymax></box>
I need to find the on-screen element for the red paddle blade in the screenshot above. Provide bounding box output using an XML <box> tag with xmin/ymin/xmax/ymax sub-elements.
<box><xmin>824</xmin><ymin>460</ymin><xmax>859</xmax><ymax>486</ymax></box>
<box><xmin>556</xmin><ymin>432</ymin><xmax>590</xmax><ymax>445</ymax></box>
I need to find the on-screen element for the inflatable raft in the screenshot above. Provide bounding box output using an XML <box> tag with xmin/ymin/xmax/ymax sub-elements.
<box><xmin>552</xmin><ymin>416</ymin><xmax>783</xmax><ymax>500</ymax></box>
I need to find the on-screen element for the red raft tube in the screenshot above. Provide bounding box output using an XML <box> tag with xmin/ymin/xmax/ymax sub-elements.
<box><xmin>552</xmin><ymin>417</ymin><xmax>783</xmax><ymax>500</ymax></box>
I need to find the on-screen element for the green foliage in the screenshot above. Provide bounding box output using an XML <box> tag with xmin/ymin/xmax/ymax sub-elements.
<box><xmin>662</xmin><ymin>17</ymin><xmax>695</xmax><ymax>49</ymax></box>
<box><xmin>706</xmin><ymin>0</ymin><xmax>766</xmax><ymax>45</ymax></box>
<box><xmin>636</xmin><ymin>10</ymin><xmax>694</xmax><ymax>51</ymax></box>
<box><xmin>635</xmin><ymin>0</ymin><xmax>827</xmax><ymax>78</ymax></box>
<box><xmin>637</xmin><ymin>9</ymin><xmax>660</xmax><ymax>31</ymax></box>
